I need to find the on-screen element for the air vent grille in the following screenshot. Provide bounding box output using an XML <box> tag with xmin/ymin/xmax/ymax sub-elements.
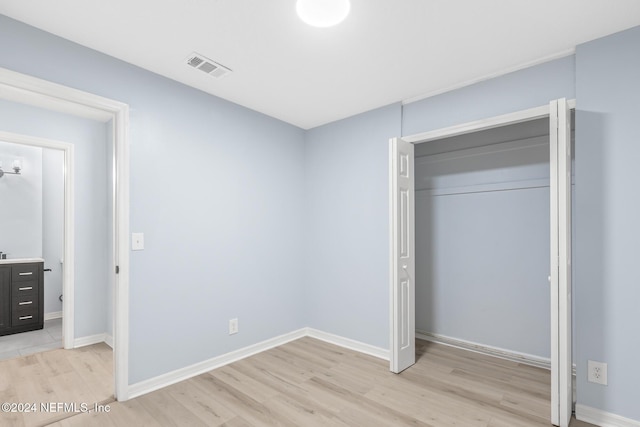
<box><xmin>187</xmin><ymin>56</ymin><xmax>204</xmax><ymax>68</ymax></box>
<box><xmin>186</xmin><ymin>53</ymin><xmax>232</xmax><ymax>79</ymax></box>
<box><xmin>198</xmin><ymin>62</ymin><xmax>218</xmax><ymax>73</ymax></box>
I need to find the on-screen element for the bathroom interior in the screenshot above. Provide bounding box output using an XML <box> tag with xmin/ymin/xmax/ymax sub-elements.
<box><xmin>0</xmin><ymin>139</ymin><xmax>64</xmax><ymax>359</ymax></box>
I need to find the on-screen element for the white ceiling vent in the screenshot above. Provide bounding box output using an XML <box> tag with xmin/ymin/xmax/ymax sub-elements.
<box><xmin>186</xmin><ymin>53</ymin><xmax>232</xmax><ymax>79</ymax></box>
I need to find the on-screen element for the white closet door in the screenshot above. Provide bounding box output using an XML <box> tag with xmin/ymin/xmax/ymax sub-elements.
<box><xmin>389</xmin><ymin>137</ymin><xmax>415</xmax><ymax>373</ymax></box>
<box><xmin>550</xmin><ymin>98</ymin><xmax>572</xmax><ymax>427</ymax></box>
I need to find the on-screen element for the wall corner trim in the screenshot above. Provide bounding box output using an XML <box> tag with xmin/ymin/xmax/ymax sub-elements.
<box><xmin>402</xmin><ymin>48</ymin><xmax>575</xmax><ymax>106</ymax></box>
<box><xmin>127</xmin><ymin>328</ymin><xmax>308</xmax><ymax>399</ymax></box>
<box><xmin>44</xmin><ymin>311</ymin><xmax>63</xmax><ymax>321</ymax></box>
<box><xmin>306</xmin><ymin>328</ymin><xmax>390</xmax><ymax>361</ymax></box>
<box><xmin>127</xmin><ymin>328</ymin><xmax>389</xmax><ymax>400</ymax></box>
<box><xmin>74</xmin><ymin>333</ymin><xmax>109</xmax><ymax>349</ymax></box>
<box><xmin>576</xmin><ymin>404</ymin><xmax>640</xmax><ymax>427</ymax></box>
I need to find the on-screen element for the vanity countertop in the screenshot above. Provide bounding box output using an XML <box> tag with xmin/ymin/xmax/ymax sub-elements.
<box><xmin>0</xmin><ymin>257</ymin><xmax>45</xmax><ymax>265</ymax></box>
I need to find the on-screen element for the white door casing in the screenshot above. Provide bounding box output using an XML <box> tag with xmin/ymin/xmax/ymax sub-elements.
<box><xmin>550</xmin><ymin>98</ymin><xmax>573</xmax><ymax>427</ymax></box>
<box><xmin>550</xmin><ymin>101</ymin><xmax>560</xmax><ymax>425</ymax></box>
<box><xmin>389</xmin><ymin>137</ymin><xmax>416</xmax><ymax>373</ymax></box>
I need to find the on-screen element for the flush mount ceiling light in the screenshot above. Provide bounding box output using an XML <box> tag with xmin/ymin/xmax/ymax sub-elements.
<box><xmin>296</xmin><ymin>0</ymin><xmax>351</xmax><ymax>28</ymax></box>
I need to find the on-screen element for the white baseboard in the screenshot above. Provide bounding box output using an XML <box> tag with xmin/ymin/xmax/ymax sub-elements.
<box><xmin>74</xmin><ymin>333</ymin><xmax>112</xmax><ymax>349</ymax></box>
<box><xmin>74</xmin><ymin>333</ymin><xmax>109</xmax><ymax>348</ymax></box>
<box><xmin>44</xmin><ymin>311</ymin><xmax>63</xmax><ymax>321</ymax></box>
<box><xmin>127</xmin><ymin>328</ymin><xmax>388</xmax><ymax>400</ymax></box>
<box><xmin>576</xmin><ymin>404</ymin><xmax>640</xmax><ymax>427</ymax></box>
<box><xmin>306</xmin><ymin>328</ymin><xmax>389</xmax><ymax>361</ymax></box>
<box><xmin>128</xmin><ymin>328</ymin><xmax>307</xmax><ymax>399</ymax></box>
<box><xmin>416</xmin><ymin>329</ymin><xmax>551</xmax><ymax>370</ymax></box>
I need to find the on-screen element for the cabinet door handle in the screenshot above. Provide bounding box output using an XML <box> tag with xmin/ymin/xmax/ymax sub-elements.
<box><xmin>18</xmin><ymin>272</ymin><xmax>33</xmax><ymax>276</ymax></box>
<box><xmin>19</xmin><ymin>301</ymin><xmax>33</xmax><ymax>305</ymax></box>
<box><xmin>19</xmin><ymin>315</ymin><xmax>33</xmax><ymax>320</ymax></box>
<box><xmin>18</xmin><ymin>287</ymin><xmax>33</xmax><ymax>291</ymax></box>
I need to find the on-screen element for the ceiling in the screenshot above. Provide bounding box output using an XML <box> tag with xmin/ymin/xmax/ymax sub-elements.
<box><xmin>1</xmin><ymin>1</ymin><xmax>639</xmax><ymax>129</ymax></box>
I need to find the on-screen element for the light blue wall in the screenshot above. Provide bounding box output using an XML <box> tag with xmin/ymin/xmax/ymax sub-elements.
<box><xmin>42</xmin><ymin>148</ymin><xmax>65</xmax><ymax>315</ymax></box>
<box><xmin>304</xmin><ymin>104</ymin><xmax>401</xmax><ymax>348</ymax></box>
<box><xmin>0</xmin><ymin>141</ymin><xmax>42</xmax><ymax>258</ymax></box>
<box><xmin>575</xmin><ymin>25</ymin><xmax>640</xmax><ymax>421</ymax></box>
<box><xmin>0</xmin><ymin>15</ymin><xmax>306</xmax><ymax>384</ymax></box>
<box><xmin>0</xmin><ymin>99</ymin><xmax>110</xmax><ymax>338</ymax></box>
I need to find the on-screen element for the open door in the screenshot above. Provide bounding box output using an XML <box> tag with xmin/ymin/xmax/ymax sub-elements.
<box><xmin>389</xmin><ymin>137</ymin><xmax>415</xmax><ymax>373</ymax></box>
<box><xmin>550</xmin><ymin>98</ymin><xmax>572</xmax><ymax>427</ymax></box>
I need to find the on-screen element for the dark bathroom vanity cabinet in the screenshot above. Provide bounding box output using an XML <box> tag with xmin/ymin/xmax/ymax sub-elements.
<box><xmin>0</xmin><ymin>261</ymin><xmax>44</xmax><ymax>336</ymax></box>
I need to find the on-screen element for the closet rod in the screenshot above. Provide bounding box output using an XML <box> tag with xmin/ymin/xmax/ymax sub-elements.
<box><xmin>416</xmin><ymin>184</ymin><xmax>550</xmax><ymax>197</ymax></box>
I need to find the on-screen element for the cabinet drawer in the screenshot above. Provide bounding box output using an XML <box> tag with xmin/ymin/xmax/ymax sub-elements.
<box><xmin>12</xmin><ymin>264</ymin><xmax>40</xmax><ymax>282</ymax></box>
<box><xmin>12</xmin><ymin>308</ymin><xmax>38</xmax><ymax>326</ymax></box>
<box><xmin>12</xmin><ymin>280</ymin><xmax>38</xmax><ymax>296</ymax></box>
<box><xmin>12</xmin><ymin>295</ymin><xmax>38</xmax><ymax>313</ymax></box>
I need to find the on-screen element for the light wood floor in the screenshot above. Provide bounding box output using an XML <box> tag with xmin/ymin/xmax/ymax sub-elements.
<box><xmin>0</xmin><ymin>343</ymin><xmax>113</xmax><ymax>427</ymax></box>
<box><xmin>32</xmin><ymin>338</ymin><xmax>595</xmax><ymax>426</ymax></box>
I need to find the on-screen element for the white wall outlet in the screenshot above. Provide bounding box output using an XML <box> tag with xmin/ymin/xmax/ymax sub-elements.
<box><xmin>228</xmin><ymin>318</ymin><xmax>238</xmax><ymax>335</ymax></box>
<box><xmin>132</xmin><ymin>233</ymin><xmax>144</xmax><ymax>251</ymax></box>
<box><xmin>588</xmin><ymin>360</ymin><xmax>608</xmax><ymax>385</ymax></box>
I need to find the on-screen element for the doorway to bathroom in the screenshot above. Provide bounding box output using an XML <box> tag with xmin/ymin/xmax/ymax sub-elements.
<box><xmin>0</xmin><ymin>139</ymin><xmax>66</xmax><ymax>359</ymax></box>
<box><xmin>0</xmin><ymin>66</ymin><xmax>131</xmax><ymax>411</ymax></box>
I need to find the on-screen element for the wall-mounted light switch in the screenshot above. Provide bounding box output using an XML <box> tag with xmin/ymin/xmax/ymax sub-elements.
<box><xmin>229</xmin><ymin>318</ymin><xmax>238</xmax><ymax>335</ymax></box>
<box><xmin>132</xmin><ymin>233</ymin><xmax>145</xmax><ymax>251</ymax></box>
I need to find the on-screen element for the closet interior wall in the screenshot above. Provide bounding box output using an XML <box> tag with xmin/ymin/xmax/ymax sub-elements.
<box><xmin>414</xmin><ymin>117</ymin><xmax>575</xmax><ymax>361</ymax></box>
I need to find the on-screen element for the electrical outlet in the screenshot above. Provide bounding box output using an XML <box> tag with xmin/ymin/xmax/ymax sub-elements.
<box><xmin>588</xmin><ymin>360</ymin><xmax>607</xmax><ymax>385</ymax></box>
<box><xmin>228</xmin><ymin>318</ymin><xmax>238</xmax><ymax>335</ymax></box>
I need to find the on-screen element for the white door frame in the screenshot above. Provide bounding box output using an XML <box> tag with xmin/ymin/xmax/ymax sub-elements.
<box><xmin>550</xmin><ymin>98</ymin><xmax>573</xmax><ymax>427</ymax></box>
<box><xmin>390</xmin><ymin>100</ymin><xmax>575</xmax><ymax>425</ymax></box>
<box><xmin>0</xmin><ymin>67</ymin><xmax>131</xmax><ymax>401</ymax></box>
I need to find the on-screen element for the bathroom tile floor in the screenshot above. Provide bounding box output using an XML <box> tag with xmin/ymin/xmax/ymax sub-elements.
<box><xmin>0</xmin><ymin>318</ymin><xmax>62</xmax><ymax>361</ymax></box>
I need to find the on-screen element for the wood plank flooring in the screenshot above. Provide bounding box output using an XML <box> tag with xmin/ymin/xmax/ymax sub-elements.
<box><xmin>37</xmin><ymin>338</ymin><xmax>595</xmax><ymax>426</ymax></box>
<box><xmin>0</xmin><ymin>343</ymin><xmax>113</xmax><ymax>427</ymax></box>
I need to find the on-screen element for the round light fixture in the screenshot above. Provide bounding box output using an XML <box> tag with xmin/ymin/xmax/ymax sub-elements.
<box><xmin>296</xmin><ymin>0</ymin><xmax>351</xmax><ymax>28</ymax></box>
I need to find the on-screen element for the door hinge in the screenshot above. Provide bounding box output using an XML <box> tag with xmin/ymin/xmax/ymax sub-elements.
<box><xmin>115</xmin><ymin>265</ymin><xmax>120</xmax><ymax>274</ymax></box>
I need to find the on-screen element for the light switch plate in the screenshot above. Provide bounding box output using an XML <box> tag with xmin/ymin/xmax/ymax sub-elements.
<box><xmin>132</xmin><ymin>233</ymin><xmax>144</xmax><ymax>251</ymax></box>
<box><xmin>229</xmin><ymin>318</ymin><xmax>238</xmax><ymax>335</ymax></box>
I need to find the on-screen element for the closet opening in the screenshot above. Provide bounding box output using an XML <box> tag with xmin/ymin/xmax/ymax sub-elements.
<box><xmin>389</xmin><ymin>100</ymin><xmax>575</xmax><ymax>427</ymax></box>
<box><xmin>415</xmin><ymin>116</ymin><xmax>555</xmax><ymax>368</ymax></box>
